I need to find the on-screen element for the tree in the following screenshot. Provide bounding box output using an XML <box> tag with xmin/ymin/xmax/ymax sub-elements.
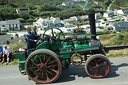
<box><xmin>26</xmin><ymin>18</ymin><xmax>35</xmax><ymax>22</ymax></box>
<box><xmin>28</xmin><ymin>4</ymin><xmax>37</xmax><ymax>10</ymax></box>
<box><xmin>18</xmin><ymin>12</ymin><xmax>30</xmax><ymax>20</ymax></box>
<box><xmin>40</xmin><ymin>4</ymin><xmax>60</xmax><ymax>11</ymax></box>
<box><xmin>17</xmin><ymin>18</ymin><xmax>25</xmax><ymax>23</ymax></box>
<box><xmin>0</xmin><ymin>0</ymin><xmax>8</xmax><ymax>5</ymax></box>
<box><xmin>103</xmin><ymin>17</ymin><xmax>107</xmax><ymax>21</ymax></box>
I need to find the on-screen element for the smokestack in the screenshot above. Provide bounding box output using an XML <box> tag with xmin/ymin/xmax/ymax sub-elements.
<box><xmin>87</xmin><ymin>9</ymin><xmax>97</xmax><ymax>40</ymax></box>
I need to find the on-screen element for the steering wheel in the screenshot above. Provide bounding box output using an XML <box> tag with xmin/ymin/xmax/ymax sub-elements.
<box><xmin>42</xmin><ymin>28</ymin><xmax>65</xmax><ymax>42</ymax></box>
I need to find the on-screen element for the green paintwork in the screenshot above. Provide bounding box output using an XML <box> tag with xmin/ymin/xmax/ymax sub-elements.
<box><xmin>36</xmin><ymin>41</ymin><xmax>49</xmax><ymax>50</ymax></box>
<box><xmin>14</xmin><ymin>28</ymin><xmax>101</xmax><ymax>75</ymax></box>
<box><xmin>14</xmin><ymin>52</ymin><xmax>26</xmax><ymax>73</ymax></box>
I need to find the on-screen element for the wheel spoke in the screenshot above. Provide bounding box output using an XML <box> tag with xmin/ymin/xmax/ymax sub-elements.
<box><xmin>99</xmin><ymin>68</ymin><xmax>106</xmax><ymax>75</ymax></box>
<box><xmin>31</xmin><ymin>61</ymin><xmax>37</xmax><ymax>66</ymax></box>
<box><xmin>48</xmin><ymin>60</ymin><xmax>56</xmax><ymax>65</ymax></box>
<box><xmin>33</xmin><ymin>69</ymin><xmax>40</xmax><ymax>73</ymax></box>
<box><xmin>43</xmin><ymin>54</ymin><xmax>45</xmax><ymax>62</ymax></box>
<box><xmin>45</xmin><ymin>56</ymin><xmax>51</xmax><ymax>64</ymax></box>
<box><xmin>45</xmin><ymin>71</ymin><xmax>50</xmax><ymax>80</ymax></box>
<box><xmin>89</xmin><ymin>62</ymin><xmax>96</xmax><ymax>68</ymax></box>
<box><xmin>30</xmin><ymin>66</ymin><xmax>37</xmax><ymax>69</ymax></box>
<box><xmin>33</xmin><ymin>58</ymin><xmax>39</xmax><ymax>62</ymax></box>
<box><xmin>48</xmin><ymin>65</ymin><xmax>57</xmax><ymax>68</ymax></box>
<box><xmin>38</xmin><ymin>55</ymin><xmax>42</xmax><ymax>63</ymax></box>
<box><xmin>42</xmin><ymin>72</ymin><xmax>44</xmax><ymax>79</ymax></box>
<box><xmin>34</xmin><ymin>71</ymin><xmax>41</xmax><ymax>80</ymax></box>
<box><xmin>49</xmin><ymin>67</ymin><xmax>57</xmax><ymax>73</ymax></box>
<box><xmin>95</xmin><ymin>68</ymin><xmax>98</xmax><ymax>74</ymax></box>
<box><xmin>46</xmin><ymin>70</ymin><xmax>53</xmax><ymax>75</ymax></box>
<box><xmin>89</xmin><ymin>68</ymin><xmax>95</xmax><ymax>73</ymax></box>
<box><xmin>99</xmin><ymin>61</ymin><xmax>105</xmax><ymax>66</ymax></box>
<box><xmin>94</xmin><ymin>59</ymin><xmax>98</xmax><ymax>64</ymax></box>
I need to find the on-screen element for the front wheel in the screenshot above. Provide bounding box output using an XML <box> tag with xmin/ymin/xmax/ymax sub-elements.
<box><xmin>25</xmin><ymin>49</ymin><xmax>62</xmax><ymax>83</ymax></box>
<box><xmin>85</xmin><ymin>54</ymin><xmax>111</xmax><ymax>78</ymax></box>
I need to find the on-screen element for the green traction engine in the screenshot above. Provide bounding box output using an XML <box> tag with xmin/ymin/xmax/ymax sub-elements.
<box><xmin>14</xmin><ymin>10</ymin><xmax>111</xmax><ymax>83</ymax></box>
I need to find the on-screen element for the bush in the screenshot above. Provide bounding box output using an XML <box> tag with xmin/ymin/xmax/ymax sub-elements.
<box><xmin>110</xmin><ymin>32</ymin><xmax>128</xmax><ymax>45</ymax></box>
<box><xmin>17</xmin><ymin>18</ymin><xmax>25</xmax><ymax>23</ymax></box>
<box><xmin>26</xmin><ymin>18</ymin><xmax>36</xmax><ymax>22</ymax></box>
<box><xmin>0</xmin><ymin>32</ymin><xmax>7</xmax><ymax>35</ymax></box>
<box><xmin>103</xmin><ymin>17</ymin><xmax>107</xmax><ymax>21</ymax></box>
<box><xmin>96</xmin><ymin>30</ymin><xmax>110</xmax><ymax>35</ymax></box>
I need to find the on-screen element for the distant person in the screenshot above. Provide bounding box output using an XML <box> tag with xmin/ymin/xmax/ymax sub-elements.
<box><xmin>15</xmin><ymin>33</ymin><xmax>19</xmax><ymax>38</ymax></box>
<box><xmin>24</xmin><ymin>26</ymin><xmax>38</xmax><ymax>55</ymax></box>
<box><xmin>6</xmin><ymin>40</ymin><xmax>10</xmax><ymax>45</ymax></box>
<box><xmin>31</xmin><ymin>25</ymin><xmax>40</xmax><ymax>39</ymax></box>
<box><xmin>1</xmin><ymin>45</ymin><xmax>12</xmax><ymax>65</ymax></box>
<box><xmin>0</xmin><ymin>46</ymin><xmax>3</xmax><ymax>62</ymax></box>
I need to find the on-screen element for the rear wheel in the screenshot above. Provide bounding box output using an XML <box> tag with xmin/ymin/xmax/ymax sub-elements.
<box><xmin>25</xmin><ymin>49</ymin><xmax>62</xmax><ymax>83</ymax></box>
<box><xmin>85</xmin><ymin>54</ymin><xmax>111</xmax><ymax>78</ymax></box>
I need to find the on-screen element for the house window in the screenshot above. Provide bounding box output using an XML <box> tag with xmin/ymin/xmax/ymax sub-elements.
<box><xmin>16</xmin><ymin>24</ymin><xmax>17</xmax><ymax>27</ymax></box>
<box><xmin>2</xmin><ymin>25</ymin><xmax>5</xmax><ymax>27</ymax></box>
<box><xmin>43</xmin><ymin>23</ymin><xmax>47</xmax><ymax>26</ymax></box>
<box><xmin>9</xmin><ymin>25</ymin><xmax>11</xmax><ymax>28</ymax></box>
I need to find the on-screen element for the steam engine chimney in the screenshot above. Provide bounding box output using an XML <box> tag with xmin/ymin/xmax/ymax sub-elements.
<box><xmin>87</xmin><ymin>9</ymin><xmax>97</xmax><ymax>40</ymax></box>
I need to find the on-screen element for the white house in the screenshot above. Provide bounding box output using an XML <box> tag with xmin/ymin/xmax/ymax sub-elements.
<box><xmin>125</xmin><ymin>15</ymin><xmax>128</xmax><ymax>22</ymax></box>
<box><xmin>62</xmin><ymin>1</ymin><xmax>75</xmax><ymax>6</ymax></box>
<box><xmin>117</xmin><ymin>7</ymin><xmax>128</xmax><ymax>15</ymax></box>
<box><xmin>74</xmin><ymin>0</ymin><xmax>87</xmax><ymax>2</ymax></box>
<box><xmin>0</xmin><ymin>20</ymin><xmax>20</xmax><ymax>31</ymax></box>
<box><xmin>103</xmin><ymin>11</ymin><xmax>114</xmax><ymax>18</ymax></box>
<box><xmin>50</xmin><ymin>17</ymin><xmax>61</xmax><ymax>24</ymax></box>
<box><xmin>95</xmin><ymin>13</ymin><xmax>102</xmax><ymax>19</ymax></box>
<box><xmin>61</xmin><ymin>16</ymin><xmax>78</xmax><ymax>24</ymax></box>
<box><xmin>35</xmin><ymin>17</ymin><xmax>61</xmax><ymax>30</ymax></box>
<box><xmin>74</xmin><ymin>0</ymin><xmax>91</xmax><ymax>2</ymax></box>
<box><xmin>16</xmin><ymin>8</ymin><xmax>29</xmax><ymax>14</ymax></box>
<box><xmin>61</xmin><ymin>17</ymin><xmax>78</xmax><ymax>28</ymax></box>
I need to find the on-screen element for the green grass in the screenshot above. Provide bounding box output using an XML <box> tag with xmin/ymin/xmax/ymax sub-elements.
<box><xmin>0</xmin><ymin>59</ymin><xmax>19</xmax><ymax>66</ymax></box>
<box><xmin>8</xmin><ymin>43</ymin><xmax>26</xmax><ymax>53</ymax></box>
<box><xmin>0</xmin><ymin>43</ymin><xmax>25</xmax><ymax>66</ymax></box>
<box><xmin>106</xmin><ymin>48</ymin><xmax>128</xmax><ymax>58</ymax></box>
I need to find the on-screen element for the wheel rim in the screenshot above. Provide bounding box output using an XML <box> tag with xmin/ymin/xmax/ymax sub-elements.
<box><xmin>87</xmin><ymin>57</ymin><xmax>110</xmax><ymax>78</ymax></box>
<box><xmin>26</xmin><ymin>52</ymin><xmax>61</xmax><ymax>83</ymax></box>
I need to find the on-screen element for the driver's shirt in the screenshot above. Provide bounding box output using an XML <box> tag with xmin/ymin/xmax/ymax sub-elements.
<box><xmin>31</xmin><ymin>29</ymin><xmax>39</xmax><ymax>39</ymax></box>
<box><xmin>24</xmin><ymin>31</ymin><xmax>37</xmax><ymax>50</ymax></box>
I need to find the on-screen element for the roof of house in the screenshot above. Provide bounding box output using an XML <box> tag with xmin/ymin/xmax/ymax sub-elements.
<box><xmin>122</xmin><ymin>7</ymin><xmax>128</xmax><ymax>12</ymax></box>
<box><xmin>6</xmin><ymin>20</ymin><xmax>20</xmax><ymax>24</ymax></box>
<box><xmin>62</xmin><ymin>1</ymin><xmax>74</xmax><ymax>4</ymax></box>
<box><xmin>62</xmin><ymin>18</ymin><xmax>76</xmax><ymax>23</ymax></box>
<box><xmin>0</xmin><ymin>20</ymin><xmax>20</xmax><ymax>25</ymax></box>
<box><xmin>16</xmin><ymin>8</ymin><xmax>29</xmax><ymax>11</ymax></box>
<box><xmin>0</xmin><ymin>21</ymin><xmax>6</xmax><ymax>25</ymax></box>
<box><xmin>104</xmin><ymin>11</ymin><xmax>114</xmax><ymax>14</ymax></box>
<box><xmin>114</xmin><ymin>22</ymin><xmax>128</xmax><ymax>28</ymax></box>
<box><xmin>95</xmin><ymin>13</ymin><xmax>102</xmax><ymax>16</ymax></box>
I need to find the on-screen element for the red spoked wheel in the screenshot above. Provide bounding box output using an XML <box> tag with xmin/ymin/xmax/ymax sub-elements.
<box><xmin>85</xmin><ymin>54</ymin><xmax>111</xmax><ymax>78</ymax></box>
<box><xmin>25</xmin><ymin>49</ymin><xmax>62</xmax><ymax>83</ymax></box>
